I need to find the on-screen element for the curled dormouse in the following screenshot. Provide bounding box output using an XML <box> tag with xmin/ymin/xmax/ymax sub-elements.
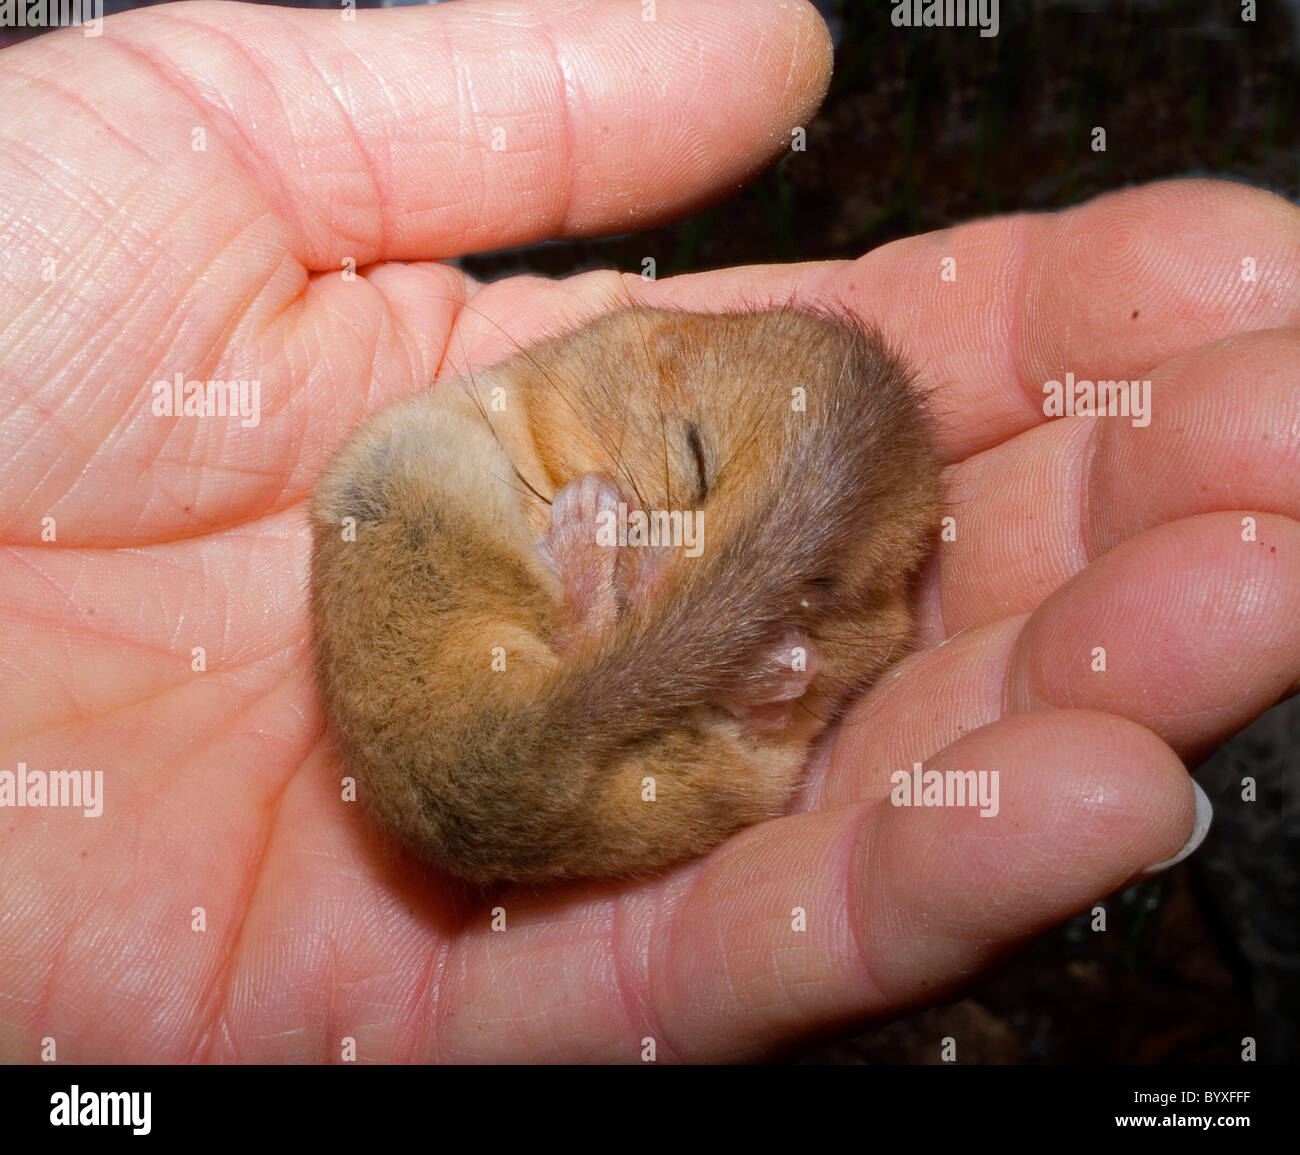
<box><xmin>310</xmin><ymin>305</ymin><xmax>941</xmax><ymax>884</ymax></box>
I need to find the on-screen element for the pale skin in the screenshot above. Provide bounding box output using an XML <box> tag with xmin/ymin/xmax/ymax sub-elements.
<box><xmin>1</xmin><ymin>0</ymin><xmax>1298</xmax><ymax>1063</ymax></box>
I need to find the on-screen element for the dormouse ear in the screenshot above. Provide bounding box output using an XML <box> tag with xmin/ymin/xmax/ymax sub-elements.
<box><xmin>712</xmin><ymin>630</ymin><xmax>819</xmax><ymax>734</ymax></box>
<box><xmin>536</xmin><ymin>473</ymin><xmax>673</xmax><ymax>656</ymax></box>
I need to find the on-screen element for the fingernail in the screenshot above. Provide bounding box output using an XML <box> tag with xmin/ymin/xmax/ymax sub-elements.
<box><xmin>1138</xmin><ymin>777</ymin><xmax>1212</xmax><ymax>878</ymax></box>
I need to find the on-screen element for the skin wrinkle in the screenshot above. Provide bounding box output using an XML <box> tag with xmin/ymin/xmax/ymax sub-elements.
<box><xmin>1044</xmin><ymin>417</ymin><xmax>1095</xmax><ymax>582</ymax></box>
<box><xmin>325</xmin><ymin>45</ymin><xmax>403</xmax><ymax>258</ymax></box>
<box><xmin>66</xmin><ymin>455</ymin><xmax>295</xmax><ymax>549</ymax></box>
<box><xmin>29</xmin><ymin>880</ymin><xmax>86</xmax><ymax>1054</ymax></box>
<box><xmin>443</xmin><ymin>18</ymin><xmax>489</xmax><ymax>260</ymax></box>
<box><xmin>106</xmin><ymin>13</ymin><xmax>314</xmax><ymax>259</ymax></box>
<box><xmin>934</xmin><ymin>333</ymin><xmax>1300</xmax><ymax>633</ymax></box>
<box><xmin>0</xmin><ymin>182</ymin><xmax>145</xmax><ymax>429</ymax></box>
<box><xmin>258</xmin><ymin>924</ymin><xmax>338</xmax><ymax>1064</ymax></box>
<box><xmin>918</xmin><ymin>512</ymin><xmax>947</xmax><ymax>643</ymax></box>
<box><xmin>197</xmin><ymin>407</ymin><xmax>292</xmax><ymax>498</ymax></box>
<box><xmin>1077</xmin><ymin>411</ymin><xmax>1105</xmax><ymax>568</ymax></box>
<box><xmin>697</xmin><ymin>890</ymin><xmax>747</xmax><ymax>1050</ymax></box>
<box><xmin>159</xmin><ymin>455</ymin><xmax>297</xmax><ymax>537</ymax></box>
<box><xmin>414</xmin><ymin>929</ymin><xmax>454</xmax><ymax>1065</ymax></box>
<box><xmin>197</xmin><ymin>765</ymin><xmax>320</xmax><ymax>1064</ymax></box>
<box><xmin>1016</xmin><ymin>514</ymin><xmax>1300</xmax><ymax>751</ymax></box>
<box><xmin>0</xmin><ymin>119</ymin><xmax>117</xmax><ymax>258</ymax></box>
<box><xmin>755</xmin><ymin>947</ymin><xmax>819</xmax><ymax>1040</ymax></box>
<box><xmin>353</xmin><ymin>57</ymin><xmax>415</xmax><ymax>208</ymax></box>
<box><xmin>1003</xmin><ymin>212</ymin><xmax>1043</xmax><ymax>419</ymax></box>
<box><xmin>300</xmin><ymin>272</ymin><xmax>377</xmax><ymax>399</ymax></box>
<box><xmin>339</xmin><ymin>278</ymin><xmax>391</xmax><ymax>492</ymax></box>
<box><xmin>243</xmin><ymin>244</ymin><xmax>309</xmax><ymax>352</ymax></box>
<box><xmin>158</xmin><ymin>314</ymin><xmax>303</xmax><ymax>535</ymax></box>
<box><xmin>150</xmin><ymin>209</ymin><xmax>298</xmax><ymax>394</ymax></box>
<box><xmin>293</xmin><ymin>42</ymin><xmax>389</xmax><ymax>260</ymax></box>
<box><xmin>354</xmin><ymin>278</ymin><xmax>425</xmax><ymax>407</ymax></box>
<box><xmin>264</xmin><ymin>300</ymin><xmax>340</xmax><ymax>511</ymax></box>
<box><xmin>11</xmin><ymin>236</ymin><xmax>287</xmax><ymax>534</ymax></box>
<box><xmin>531</xmin><ymin>20</ymin><xmax>577</xmax><ymax>238</ymax></box>
<box><xmin>61</xmin><ymin>835</ymin><xmax>172</xmax><ymax>1039</ymax></box>
<box><xmin>631</xmin><ymin>868</ymin><xmax>698</xmax><ymax>1061</ymax></box>
<box><xmin>132</xmin><ymin>656</ymin><xmax>310</xmax><ymax>799</ymax></box>
<box><xmin>5</xmin><ymin>403</ymin><xmax>100</xmax><ymax>512</ymax></box>
<box><xmin>3</xmin><ymin>548</ymin><xmax>190</xmax><ymax>658</ymax></box>
<box><xmin>840</xmin><ymin>802</ymin><xmax>894</xmax><ymax>1012</ymax></box>
<box><xmin>772</xmin><ymin>11</ymin><xmax>806</xmax><ymax>115</ymax></box>
<box><xmin>992</xmin><ymin>612</ymin><xmax>1028</xmax><ymax>729</ymax></box>
<box><xmin>88</xmin><ymin>224</ymin><xmax>266</xmax><ymax>486</ymax></box>
<box><xmin>0</xmin><ymin>94</ymin><xmax>152</xmax><ymax>230</ymax></box>
<box><xmin>88</xmin><ymin>165</ymin><xmax>196</xmax><ymax>298</ymax></box>
<box><xmin>385</xmin><ymin>271</ymin><xmax>459</xmax><ymax>391</ymax></box>
<box><xmin>408</xmin><ymin>871</ymin><xmax>484</xmax><ymax>1059</ymax></box>
<box><xmin>1</xmin><ymin>576</ymin><xmax>302</xmax><ymax>749</ymax></box>
<box><xmin>607</xmin><ymin>894</ymin><xmax>651</xmax><ymax>1058</ymax></box>
<box><xmin>358</xmin><ymin>292</ymin><xmax>397</xmax><ymax>431</ymax></box>
<box><xmin>0</xmin><ymin>67</ymin><xmax>150</xmax><ymax>172</ymax></box>
<box><xmin>648</xmin><ymin>862</ymin><xmax>711</xmax><ymax>1064</ymax></box>
<box><xmin>423</xmin><ymin>285</ymin><xmax>476</xmax><ymax>400</ymax></box>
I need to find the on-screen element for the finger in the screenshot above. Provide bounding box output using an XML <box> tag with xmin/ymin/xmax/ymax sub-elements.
<box><xmin>424</xmin><ymin>713</ymin><xmax>1188</xmax><ymax>1062</ymax></box>
<box><xmin>846</xmin><ymin>177</ymin><xmax>1300</xmax><ymax>461</ymax></box>
<box><xmin>632</xmin><ymin>710</ymin><xmax>1194</xmax><ymax>1062</ymax></box>
<box><xmin>68</xmin><ymin>0</ymin><xmax>832</xmax><ymax>265</ymax></box>
<box><xmin>933</xmin><ymin>326</ymin><xmax>1300</xmax><ymax>633</ymax></box>
<box><xmin>1085</xmin><ymin>328</ymin><xmax>1300</xmax><ymax>552</ymax></box>
<box><xmin>1004</xmin><ymin>511</ymin><xmax>1300</xmax><ymax>758</ymax></box>
<box><xmin>511</xmin><ymin>178</ymin><xmax>1300</xmax><ymax>463</ymax></box>
<box><xmin>804</xmin><ymin>616</ymin><xmax>1023</xmax><ymax>814</ymax></box>
<box><xmin>820</xmin><ymin>511</ymin><xmax>1300</xmax><ymax>810</ymax></box>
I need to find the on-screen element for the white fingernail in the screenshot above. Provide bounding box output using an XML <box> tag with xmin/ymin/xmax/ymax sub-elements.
<box><xmin>1138</xmin><ymin>777</ymin><xmax>1212</xmax><ymax>878</ymax></box>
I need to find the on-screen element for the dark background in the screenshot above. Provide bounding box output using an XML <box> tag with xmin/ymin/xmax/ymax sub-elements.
<box><xmin>12</xmin><ymin>0</ymin><xmax>1298</xmax><ymax>1064</ymax></box>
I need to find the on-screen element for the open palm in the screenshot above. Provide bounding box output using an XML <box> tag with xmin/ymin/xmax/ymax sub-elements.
<box><xmin>2</xmin><ymin>0</ymin><xmax>1297</xmax><ymax>1063</ymax></box>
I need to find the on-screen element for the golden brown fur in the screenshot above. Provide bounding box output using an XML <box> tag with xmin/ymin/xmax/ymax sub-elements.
<box><xmin>310</xmin><ymin>306</ymin><xmax>941</xmax><ymax>884</ymax></box>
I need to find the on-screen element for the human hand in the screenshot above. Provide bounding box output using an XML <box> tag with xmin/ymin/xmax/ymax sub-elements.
<box><xmin>1</xmin><ymin>0</ymin><xmax>1296</xmax><ymax>1062</ymax></box>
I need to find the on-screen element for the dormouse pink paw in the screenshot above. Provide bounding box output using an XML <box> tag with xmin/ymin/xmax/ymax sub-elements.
<box><xmin>714</xmin><ymin>629</ymin><xmax>819</xmax><ymax>734</ymax></box>
<box><xmin>537</xmin><ymin>473</ymin><xmax>675</xmax><ymax>654</ymax></box>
